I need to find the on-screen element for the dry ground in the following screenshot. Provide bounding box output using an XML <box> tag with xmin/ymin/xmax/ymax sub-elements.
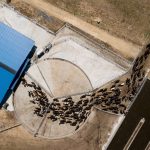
<box><xmin>17</xmin><ymin>0</ymin><xmax>140</xmax><ymax>61</ymax></box>
<box><xmin>0</xmin><ymin>0</ymin><xmax>149</xmax><ymax>149</ymax></box>
<box><xmin>0</xmin><ymin>110</ymin><xmax>19</xmax><ymax>132</ymax></box>
<box><xmin>45</xmin><ymin>0</ymin><xmax>150</xmax><ymax>46</ymax></box>
<box><xmin>0</xmin><ymin>108</ymin><xmax>121</xmax><ymax>150</ymax></box>
<box><xmin>19</xmin><ymin>0</ymin><xmax>150</xmax><ymax>73</ymax></box>
<box><xmin>10</xmin><ymin>1</ymin><xmax>65</xmax><ymax>33</ymax></box>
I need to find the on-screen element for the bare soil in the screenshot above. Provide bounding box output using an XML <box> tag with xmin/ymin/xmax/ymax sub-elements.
<box><xmin>0</xmin><ymin>109</ymin><xmax>120</xmax><ymax>150</ymax></box>
<box><xmin>0</xmin><ymin>110</ymin><xmax>19</xmax><ymax>132</ymax></box>
<box><xmin>45</xmin><ymin>0</ymin><xmax>150</xmax><ymax>46</ymax></box>
<box><xmin>10</xmin><ymin>0</ymin><xmax>65</xmax><ymax>33</ymax></box>
<box><xmin>19</xmin><ymin>0</ymin><xmax>150</xmax><ymax>75</ymax></box>
<box><xmin>15</xmin><ymin>0</ymin><xmax>140</xmax><ymax>61</ymax></box>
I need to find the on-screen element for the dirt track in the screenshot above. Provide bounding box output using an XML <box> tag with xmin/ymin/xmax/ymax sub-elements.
<box><xmin>22</xmin><ymin>0</ymin><xmax>141</xmax><ymax>60</ymax></box>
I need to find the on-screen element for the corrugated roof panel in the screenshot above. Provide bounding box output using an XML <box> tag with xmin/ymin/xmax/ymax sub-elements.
<box><xmin>0</xmin><ymin>22</ymin><xmax>35</xmax><ymax>105</ymax></box>
<box><xmin>0</xmin><ymin>22</ymin><xmax>35</xmax><ymax>71</ymax></box>
<box><xmin>0</xmin><ymin>66</ymin><xmax>14</xmax><ymax>102</ymax></box>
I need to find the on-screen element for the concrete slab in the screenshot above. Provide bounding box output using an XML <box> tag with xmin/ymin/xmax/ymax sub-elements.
<box><xmin>13</xmin><ymin>76</ymin><xmax>51</xmax><ymax>134</ymax></box>
<box><xmin>49</xmin><ymin>39</ymin><xmax>125</xmax><ymax>89</ymax></box>
<box><xmin>27</xmin><ymin>64</ymin><xmax>51</xmax><ymax>94</ymax></box>
<box><xmin>0</xmin><ymin>108</ymin><xmax>123</xmax><ymax>150</ymax></box>
<box><xmin>14</xmin><ymin>77</ymin><xmax>123</xmax><ymax>141</ymax></box>
<box><xmin>0</xmin><ymin>4</ymin><xmax>132</xmax><ymax>144</ymax></box>
<box><xmin>0</xmin><ymin>6</ymin><xmax>55</xmax><ymax>53</ymax></box>
<box><xmin>36</xmin><ymin>58</ymin><xmax>93</xmax><ymax>97</ymax></box>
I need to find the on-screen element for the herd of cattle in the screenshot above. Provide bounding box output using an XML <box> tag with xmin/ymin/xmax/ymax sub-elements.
<box><xmin>22</xmin><ymin>44</ymin><xmax>150</xmax><ymax>130</ymax></box>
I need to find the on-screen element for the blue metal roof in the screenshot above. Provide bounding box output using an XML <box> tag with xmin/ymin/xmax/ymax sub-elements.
<box><xmin>0</xmin><ymin>22</ymin><xmax>35</xmax><ymax>71</ymax></box>
<box><xmin>0</xmin><ymin>22</ymin><xmax>35</xmax><ymax>105</ymax></box>
<box><xmin>0</xmin><ymin>66</ymin><xmax>14</xmax><ymax>102</ymax></box>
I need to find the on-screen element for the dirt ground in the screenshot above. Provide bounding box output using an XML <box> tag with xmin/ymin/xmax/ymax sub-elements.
<box><xmin>19</xmin><ymin>0</ymin><xmax>150</xmax><ymax>74</ymax></box>
<box><xmin>10</xmin><ymin>0</ymin><xmax>65</xmax><ymax>33</ymax></box>
<box><xmin>0</xmin><ymin>110</ymin><xmax>19</xmax><ymax>132</ymax></box>
<box><xmin>0</xmin><ymin>108</ymin><xmax>121</xmax><ymax>150</ymax></box>
<box><xmin>45</xmin><ymin>0</ymin><xmax>150</xmax><ymax>46</ymax></box>
<box><xmin>0</xmin><ymin>0</ymin><xmax>149</xmax><ymax>149</ymax></box>
<box><xmin>17</xmin><ymin>0</ymin><xmax>141</xmax><ymax>61</ymax></box>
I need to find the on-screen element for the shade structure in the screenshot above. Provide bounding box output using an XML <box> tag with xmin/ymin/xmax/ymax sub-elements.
<box><xmin>0</xmin><ymin>22</ymin><xmax>35</xmax><ymax>106</ymax></box>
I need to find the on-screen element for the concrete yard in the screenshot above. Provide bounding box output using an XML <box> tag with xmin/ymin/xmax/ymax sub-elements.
<box><xmin>0</xmin><ymin>108</ymin><xmax>123</xmax><ymax>150</ymax></box>
<box><xmin>0</xmin><ymin>2</ymin><xmax>141</xmax><ymax>150</ymax></box>
<box><xmin>14</xmin><ymin>62</ymin><xmax>125</xmax><ymax>140</ymax></box>
<box><xmin>8</xmin><ymin>3</ymin><xmax>129</xmax><ymax>147</ymax></box>
<box><xmin>28</xmin><ymin>26</ymin><xmax>129</xmax><ymax>93</ymax></box>
<box><xmin>29</xmin><ymin>59</ymin><xmax>93</xmax><ymax>97</ymax></box>
<box><xmin>0</xmin><ymin>6</ymin><xmax>55</xmax><ymax>53</ymax></box>
<box><xmin>13</xmin><ymin>74</ymin><xmax>124</xmax><ymax>146</ymax></box>
<box><xmin>49</xmin><ymin>38</ymin><xmax>125</xmax><ymax>89</ymax></box>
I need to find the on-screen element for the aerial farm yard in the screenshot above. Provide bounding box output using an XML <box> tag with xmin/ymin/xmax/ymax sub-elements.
<box><xmin>0</xmin><ymin>0</ymin><xmax>149</xmax><ymax>150</ymax></box>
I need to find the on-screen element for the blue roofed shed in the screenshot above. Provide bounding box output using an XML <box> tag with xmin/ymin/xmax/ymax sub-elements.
<box><xmin>0</xmin><ymin>22</ymin><xmax>35</xmax><ymax>106</ymax></box>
